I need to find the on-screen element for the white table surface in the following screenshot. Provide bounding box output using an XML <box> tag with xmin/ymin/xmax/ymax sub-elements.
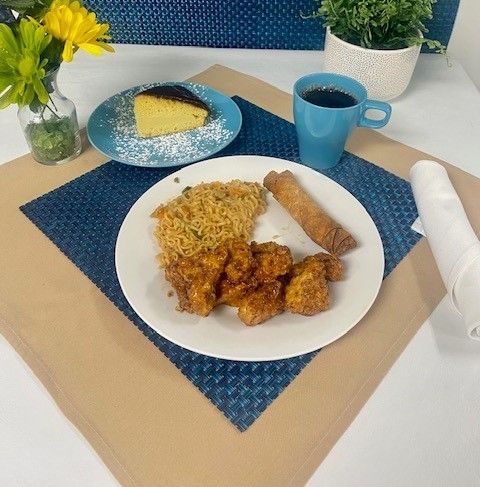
<box><xmin>1</xmin><ymin>45</ymin><xmax>479</xmax><ymax>487</ymax></box>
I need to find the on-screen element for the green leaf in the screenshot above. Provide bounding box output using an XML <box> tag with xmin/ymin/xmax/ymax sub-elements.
<box><xmin>39</xmin><ymin>31</ymin><xmax>51</xmax><ymax>53</ymax></box>
<box><xmin>28</xmin><ymin>95</ymin><xmax>42</xmax><ymax>111</ymax></box>
<box><xmin>25</xmin><ymin>115</ymin><xmax>78</xmax><ymax>162</ymax></box>
<box><xmin>42</xmin><ymin>35</ymin><xmax>62</xmax><ymax>69</ymax></box>
<box><xmin>0</xmin><ymin>0</ymin><xmax>36</xmax><ymax>13</ymax></box>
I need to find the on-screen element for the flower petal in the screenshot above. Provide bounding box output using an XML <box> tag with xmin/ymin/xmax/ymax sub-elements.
<box><xmin>0</xmin><ymin>23</ymin><xmax>18</xmax><ymax>50</ymax></box>
<box><xmin>44</xmin><ymin>11</ymin><xmax>62</xmax><ymax>39</ymax></box>
<box><xmin>23</xmin><ymin>83</ymin><xmax>35</xmax><ymax>106</ymax></box>
<box><xmin>97</xmin><ymin>41</ymin><xmax>115</xmax><ymax>53</ymax></box>
<box><xmin>68</xmin><ymin>12</ymin><xmax>84</xmax><ymax>40</ymax></box>
<box><xmin>41</xmin><ymin>0</ymin><xmax>114</xmax><ymax>60</ymax></box>
<box><xmin>78</xmin><ymin>42</ymin><xmax>103</xmax><ymax>56</ymax></box>
<box><xmin>62</xmin><ymin>39</ymin><xmax>74</xmax><ymax>62</ymax></box>
<box><xmin>33</xmin><ymin>75</ymin><xmax>49</xmax><ymax>104</ymax></box>
<box><xmin>60</xmin><ymin>6</ymin><xmax>73</xmax><ymax>39</ymax></box>
<box><xmin>0</xmin><ymin>87</ymin><xmax>14</xmax><ymax>109</ymax></box>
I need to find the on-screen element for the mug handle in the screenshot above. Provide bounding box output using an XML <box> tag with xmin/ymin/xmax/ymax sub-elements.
<box><xmin>358</xmin><ymin>99</ymin><xmax>392</xmax><ymax>129</ymax></box>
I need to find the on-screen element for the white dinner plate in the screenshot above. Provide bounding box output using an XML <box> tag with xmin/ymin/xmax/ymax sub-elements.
<box><xmin>115</xmin><ymin>155</ymin><xmax>384</xmax><ymax>361</ymax></box>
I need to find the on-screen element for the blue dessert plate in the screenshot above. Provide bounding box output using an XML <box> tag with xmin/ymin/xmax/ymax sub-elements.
<box><xmin>86</xmin><ymin>82</ymin><xmax>242</xmax><ymax>168</ymax></box>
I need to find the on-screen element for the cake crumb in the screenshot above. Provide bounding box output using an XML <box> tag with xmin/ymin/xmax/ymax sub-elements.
<box><xmin>167</xmin><ymin>290</ymin><xmax>174</xmax><ymax>297</ymax></box>
<box><xmin>272</xmin><ymin>234</ymin><xmax>280</xmax><ymax>239</ymax></box>
<box><xmin>174</xmin><ymin>177</ymin><xmax>180</xmax><ymax>183</ymax></box>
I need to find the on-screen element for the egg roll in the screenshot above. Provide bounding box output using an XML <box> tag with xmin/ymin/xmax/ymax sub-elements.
<box><xmin>263</xmin><ymin>170</ymin><xmax>357</xmax><ymax>255</ymax></box>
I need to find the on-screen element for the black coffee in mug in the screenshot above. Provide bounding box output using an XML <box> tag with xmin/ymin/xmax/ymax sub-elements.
<box><xmin>294</xmin><ymin>73</ymin><xmax>392</xmax><ymax>169</ymax></box>
<box><xmin>301</xmin><ymin>86</ymin><xmax>358</xmax><ymax>109</ymax></box>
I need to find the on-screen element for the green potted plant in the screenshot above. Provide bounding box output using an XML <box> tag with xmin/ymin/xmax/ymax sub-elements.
<box><xmin>304</xmin><ymin>0</ymin><xmax>445</xmax><ymax>100</ymax></box>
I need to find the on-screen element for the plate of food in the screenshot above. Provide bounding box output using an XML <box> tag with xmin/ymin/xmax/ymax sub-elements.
<box><xmin>115</xmin><ymin>155</ymin><xmax>384</xmax><ymax>361</ymax></box>
<box><xmin>87</xmin><ymin>82</ymin><xmax>242</xmax><ymax>167</ymax></box>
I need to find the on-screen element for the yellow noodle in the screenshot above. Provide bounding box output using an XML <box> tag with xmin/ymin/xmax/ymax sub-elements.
<box><xmin>151</xmin><ymin>180</ymin><xmax>266</xmax><ymax>266</ymax></box>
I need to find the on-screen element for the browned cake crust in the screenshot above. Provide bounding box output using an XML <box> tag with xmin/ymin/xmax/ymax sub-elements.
<box><xmin>136</xmin><ymin>84</ymin><xmax>210</xmax><ymax>113</ymax></box>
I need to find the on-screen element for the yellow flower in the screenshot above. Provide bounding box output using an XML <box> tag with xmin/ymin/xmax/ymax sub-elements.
<box><xmin>42</xmin><ymin>0</ymin><xmax>114</xmax><ymax>62</ymax></box>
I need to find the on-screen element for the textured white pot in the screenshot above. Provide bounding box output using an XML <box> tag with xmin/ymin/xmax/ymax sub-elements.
<box><xmin>324</xmin><ymin>27</ymin><xmax>422</xmax><ymax>101</ymax></box>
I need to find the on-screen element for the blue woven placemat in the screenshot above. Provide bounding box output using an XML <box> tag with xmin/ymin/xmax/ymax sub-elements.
<box><xmin>20</xmin><ymin>97</ymin><xmax>421</xmax><ymax>431</ymax></box>
<box><xmin>84</xmin><ymin>0</ymin><xmax>459</xmax><ymax>51</ymax></box>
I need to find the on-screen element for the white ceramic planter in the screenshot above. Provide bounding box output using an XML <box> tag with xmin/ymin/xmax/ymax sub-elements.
<box><xmin>324</xmin><ymin>27</ymin><xmax>421</xmax><ymax>101</ymax></box>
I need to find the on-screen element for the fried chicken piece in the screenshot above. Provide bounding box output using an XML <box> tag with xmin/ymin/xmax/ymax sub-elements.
<box><xmin>313</xmin><ymin>252</ymin><xmax>343</xmax><ymax>281</ymax></box>
<box><xmin>187</xmin><ymin>249</ymin><xmax>228</xmax><ymax>316</ymax></box>
<box><xmin>216</xmin><ymin>276</ymin><xmax>258</xmax><ymax>307</ymax></box>
<box><xmin>165</xmin><ymin>246</ymin><xmax>228</xmax><ymax>316</ymax></box>
<box><xmin>251</xmin><ymin>241</ymin><xmax>293</xmax><ymax>283</ymax></box>
<box><xmin>164</xmin><ymin>261</ymin><xmax>191</xmax><ymax>312</ymax></box>
<box><xmin>237</xmin><ymin>281</ymin><xmax>284</xmax><ymax>326</ymax></box>
<box><xmin>224</xmin><ymin>239</ymin><xmax>255</xmax><ymax>283</ymax></box>
<box><xmin>285</xmin><ymin>256</ymin><xmax>329</xmax><ymax>316</ymax></box>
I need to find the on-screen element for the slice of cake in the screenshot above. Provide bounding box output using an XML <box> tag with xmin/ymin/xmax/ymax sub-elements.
<box><xmin>133</xmin><ymin>85</ymin><xmax>210</xmax><ymax>137</ymax></box>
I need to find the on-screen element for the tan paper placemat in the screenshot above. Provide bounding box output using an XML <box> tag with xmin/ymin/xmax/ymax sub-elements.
<box><xmin>1</xmin><ymin>65</ymin><xmax>479</xmax><ymax>487</ymax></box>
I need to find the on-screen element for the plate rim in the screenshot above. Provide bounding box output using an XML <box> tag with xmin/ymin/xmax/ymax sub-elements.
<box><xmin>86</xmin><ymin>81</ymin><xmax>243</xmax><ymax>168</ymax></box>
<box><xmin>115</xmin><ymin>155</ymin><xmax>385</xmax><ymax>361</ymax></box>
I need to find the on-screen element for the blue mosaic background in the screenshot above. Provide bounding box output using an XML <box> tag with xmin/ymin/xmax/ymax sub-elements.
<box><xmin>85</xmin><ymin>0</ymin><xmax>460</xmax><ymax>51</ymax></box>
<box><xmin>21</xmin><ymin>97</ymin><xmax>421</xmax><ymax>430</ymax></box>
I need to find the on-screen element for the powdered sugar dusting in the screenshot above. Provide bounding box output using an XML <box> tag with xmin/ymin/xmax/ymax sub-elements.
<box><xmin>97</xmin><ymin>83</ymin><xmax>237</xmax><ymax>167</ymax></box>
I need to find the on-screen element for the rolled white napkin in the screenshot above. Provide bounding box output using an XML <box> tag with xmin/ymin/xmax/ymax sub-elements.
<box><xmin>410</xmin><ymin>160</ymin><xmax>480</xmax><ymax>340</ymax></box>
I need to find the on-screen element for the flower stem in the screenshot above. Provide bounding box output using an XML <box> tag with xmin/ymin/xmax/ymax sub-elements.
<box><xmin>48</xmin><ymin>94</ymin><xmax>58</xmax><ymax>112</ymax></box>
<box><xmin>40</xmin><ymin>104</ymin><xmax>49</xmax><ymax>131</ymax></box>
<box><xmin>45</xmin><ymin>101</ymin><xmax>60</xmax><ymax>119</ymax></box>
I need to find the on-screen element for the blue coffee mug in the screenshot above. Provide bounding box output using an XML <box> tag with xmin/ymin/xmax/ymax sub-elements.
<box><xmin>293</xmin><ymin>73</ymin><xmax>392</xmax><ymax>170</ymax></box>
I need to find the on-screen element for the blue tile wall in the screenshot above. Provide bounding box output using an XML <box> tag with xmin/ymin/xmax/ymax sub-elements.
<box><xmin>85</xmin><ymin>0</ymin><xmax>460</xmax><ymax>50</ymax></box>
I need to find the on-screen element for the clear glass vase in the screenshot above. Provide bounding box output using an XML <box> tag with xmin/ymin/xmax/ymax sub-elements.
<box><xmin>17</xmin><ymin>68</ymin><xmax>82</xmax><ymax>165</ymax></box>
